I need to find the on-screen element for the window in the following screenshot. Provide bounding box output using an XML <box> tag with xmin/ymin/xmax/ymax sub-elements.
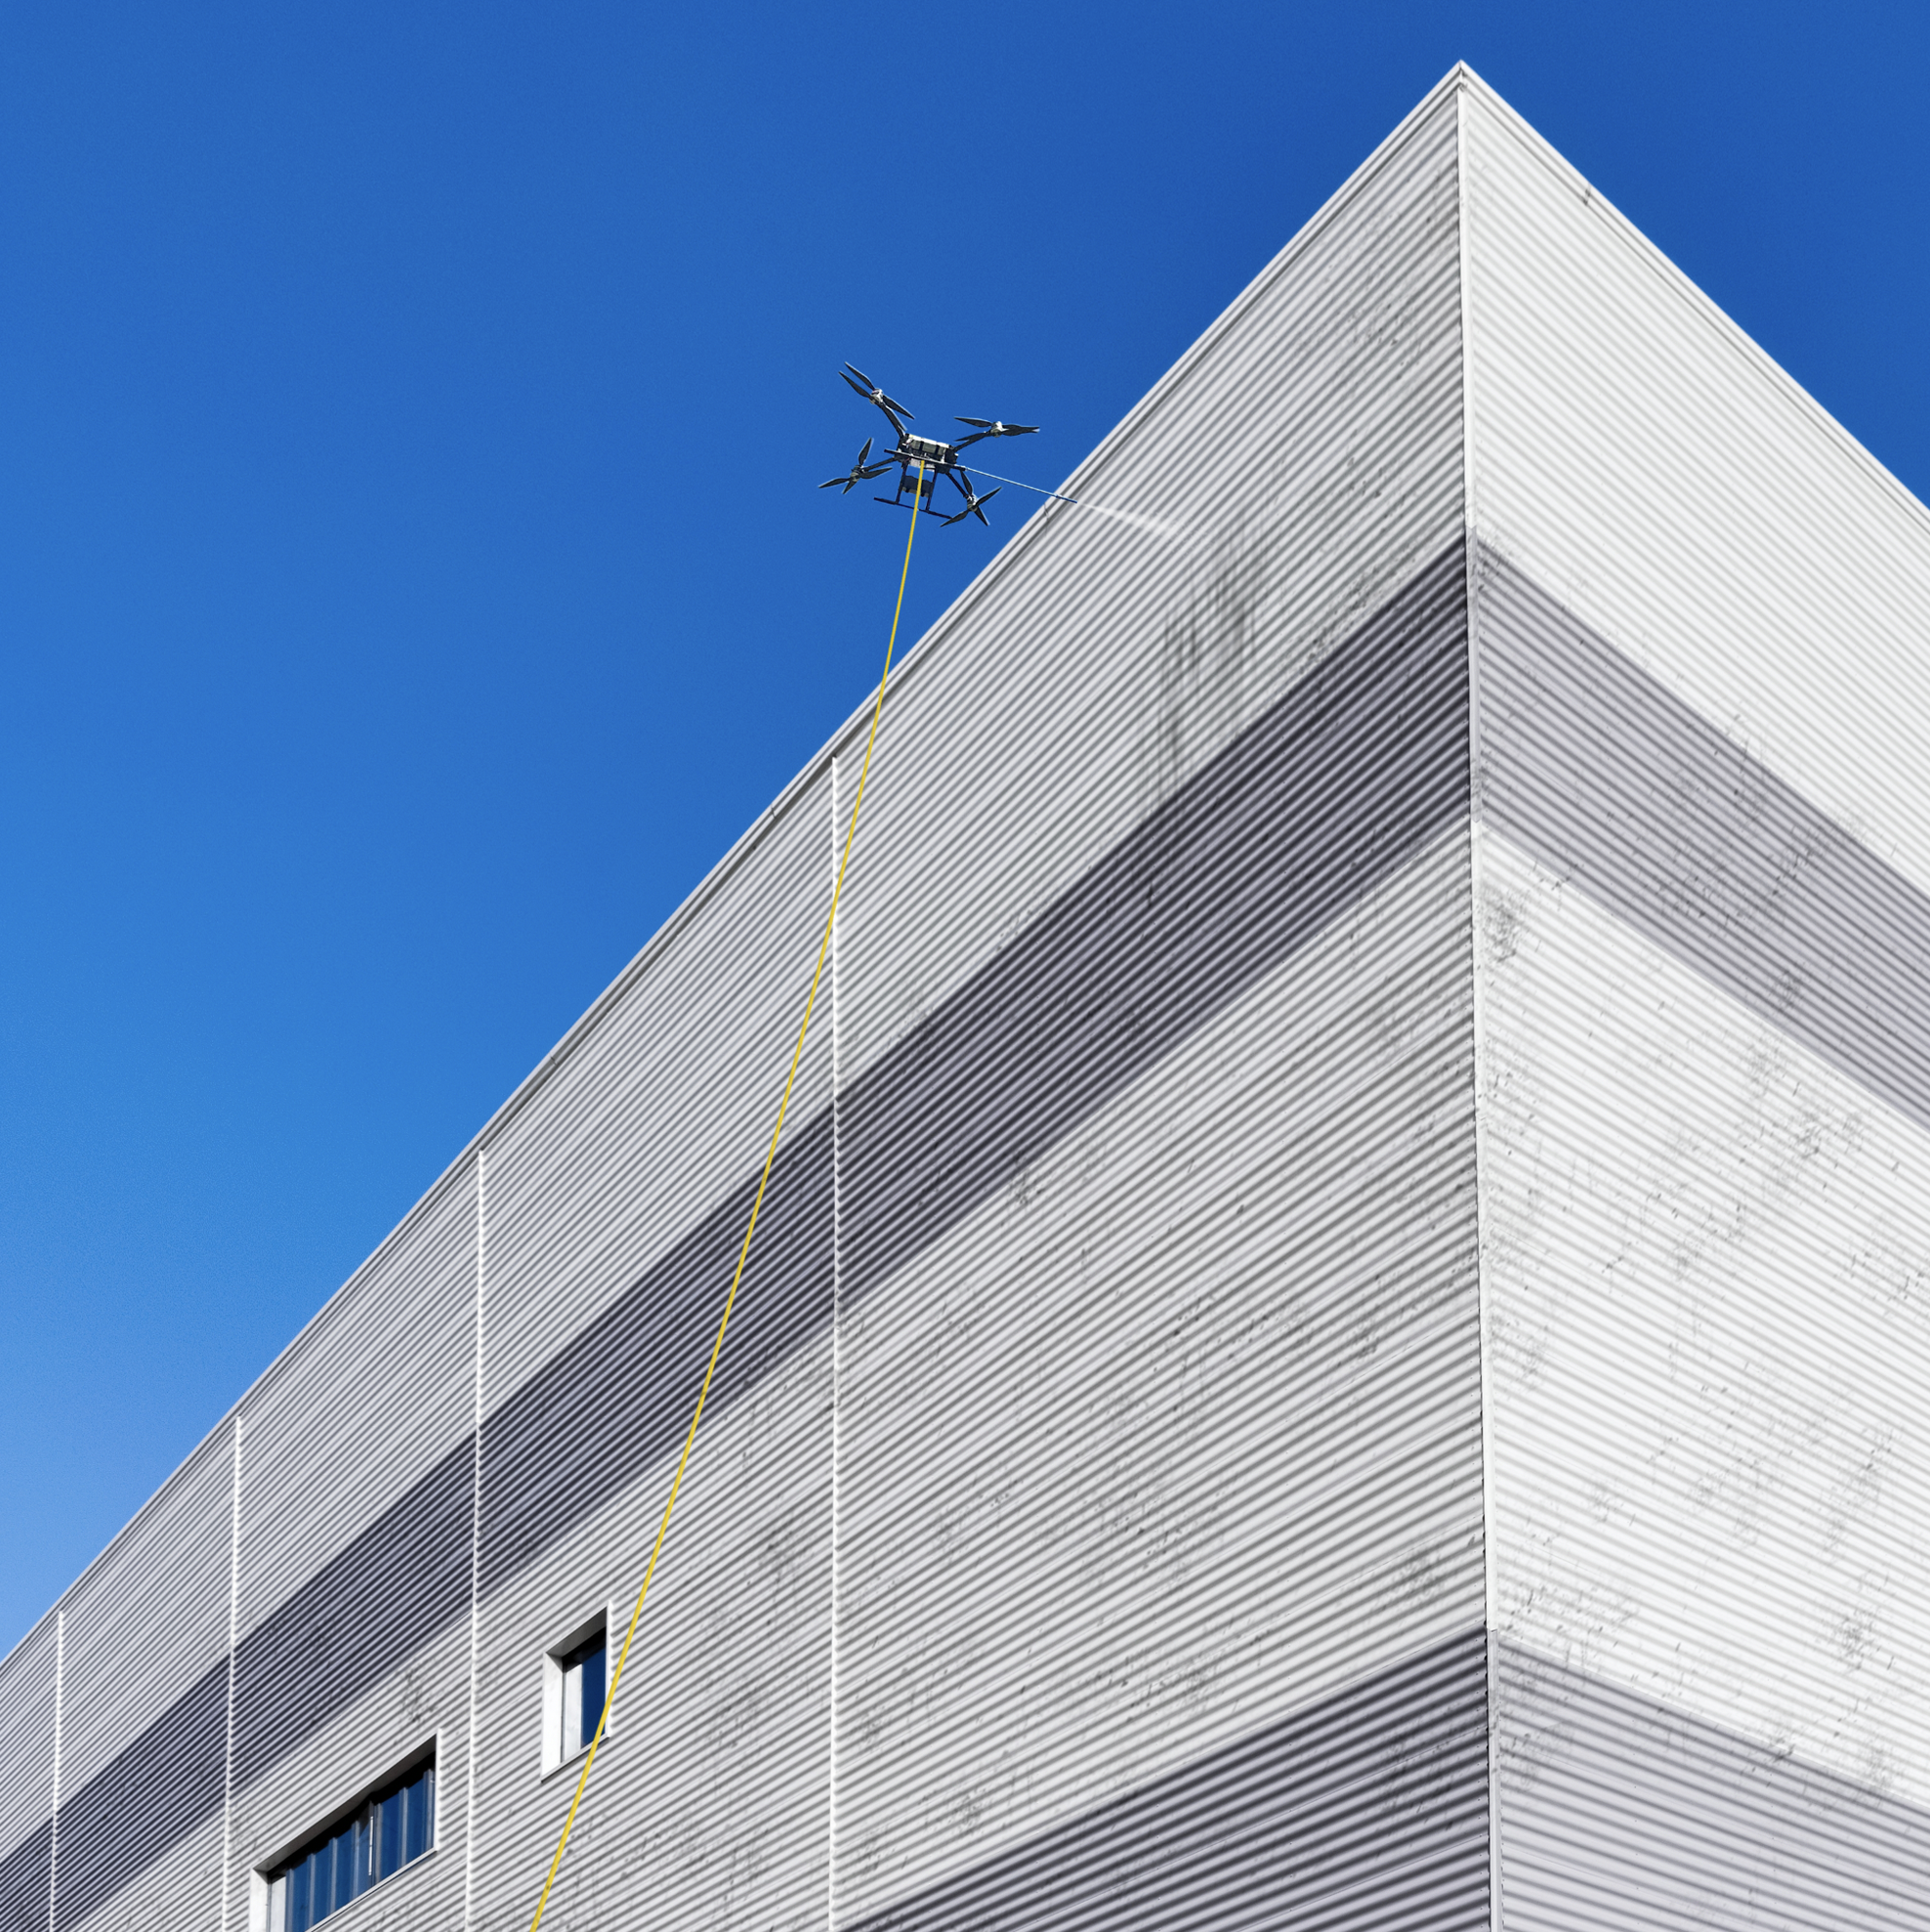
<box><xmin>265</xmin><ymin>1754</ymin><xmax>434</xmax><ymax>1931</ymax></box>
<box><xmin>542</xmin><ymin>1614</ymin><xmax>609</xmax><ymax>1774</ymax></box>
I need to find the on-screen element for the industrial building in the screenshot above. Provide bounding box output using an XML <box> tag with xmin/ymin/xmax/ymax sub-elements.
<box><xmin>2</xmin><ymin>63</ymin><xmax>1925</xmax><ymax>1930</ymax></box>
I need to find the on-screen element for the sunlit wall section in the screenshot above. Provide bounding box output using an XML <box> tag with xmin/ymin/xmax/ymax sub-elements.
<box><xmin>1462</xmin><ymin>68</ymin><xmax>1930</xmax><ymax>1927</ymax></box>
<box><xmin>832</xmin><ymin>74</ymin><xmax>1488</xmax><ymax>1932</ymax></box>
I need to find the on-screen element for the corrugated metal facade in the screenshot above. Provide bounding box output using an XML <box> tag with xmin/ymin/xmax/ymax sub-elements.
<box><xmin>1</xmin><ymin>64</ymin><xmax>1923</xmax><ymax>1932</ymax></box>
<box><xmin>1460</xmin><ymin>72</ymin><xmax>1930</xmax><ymax>1929</ymax></box>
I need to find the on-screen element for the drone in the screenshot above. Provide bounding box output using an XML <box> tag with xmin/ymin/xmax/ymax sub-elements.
<box><xmin>820</xmin><ymin>364</ymin><xmax>1037</xmax><ymax>527</ymax></box>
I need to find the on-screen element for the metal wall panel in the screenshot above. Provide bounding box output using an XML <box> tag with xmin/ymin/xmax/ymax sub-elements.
<box><xmin>835</xmin><ymin>73</ymin><xmax>1467</xmax><ymax>1095</ymax></box>
<box><xmin>836</xmin><ymin>821</ymin><xmax>1483</xmax><ymax>1920</ymax></box>
<box><xmin>1460</xmin><ymin>72</ymin><xmax>1930</xmax><ymax>899</ymax></box>
<box><xmin>0</xmin><ymin>1619</ymin><xmax>57</xmax><ymax>1932</ymax></box>
<box><xmin>480</xmin><ymin>760</ymin><xmax>836</xmax><ymax>1419</ymax></box>
<box><xmin>52</xmin><ymin>1428</ymin><xmax>233</xmax><ymax>1932</ymax></box>
<box><xmin>226</xmin><ymin>1152</ymin><xmax>477</xmax><ymax>1917</ymax></box>
<box><xmin>235</xmin><ymin>1165</ymin><xmax>475</xmax><ymax>1648</ymax></box>
<box><xmin>1494</xmin><ymin>1639</ymin><xmax>1928</xmax><ymax>1930</ymax></box>
<box><xmin>467</xmin><ymin>1326</ymin><xmax>832</xmax><ymax>1932</ymax></box>
<box><xmin>1474</xmin><ymin>545</ymin><xmax>1930</xmax><ymax>1134</ymax></box>
<box><xmin>60</xmin><ymin>1818</ymin><xmax>223</xmax><ymax>1932</ymax></box>
<box><xmin>1473</xmin><ymin>827</ymin><xmax>1930</xmax><ymax>1808</ymax></box>
<box><xmin>844</xmin><ymin>1630</ymin><xmax>1491</xmax><ymax>1932</ymax></box>
<box><xmin>822</xmin><ymin>73</ymin><xmax>1486</xmax><ymax>1913</ymax></box>
<box><xmin>466</xmin><ymin>765</ymin><xmax>839</xmax><ymax>1932</ymax></box>
<box><xmin>1464</xmin><ymin>69</ymin><xmax>1930</xmax><ymax>1916</ymax></box>
<box><xmin>228</xmin><ymin>1616</ymin><xmax>470</xmax><ymax>1932</ymax></box>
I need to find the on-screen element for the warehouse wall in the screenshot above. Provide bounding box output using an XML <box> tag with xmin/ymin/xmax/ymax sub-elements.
<box><xmin>1462</xmin><ymin>70</ymin><xmax>1930</xmax><ymax>1926</ymax></box>
<box><xmin>0</xmin><ymin>1619</ymin><xmax>56</xmax><ymax>1932</ymax></box>
<box><xmin>829</xmin><ymin>72</ymin><xmax>1485</xmax><ymax>1931</ymax></box>
<box><xmin>226</xmin><ymin>1161</ymin><xmax>479</xmax><ymax>1932</ymax></box>
<box><xmin>0</xmin><ymin>67</ymin><xmax>1492</xmax><ymax>1932</ymax></box>
<box><xmin>21</xmin><ymin>63</ymin><xmax>1924</xmax><ymax>1932</ymax></box>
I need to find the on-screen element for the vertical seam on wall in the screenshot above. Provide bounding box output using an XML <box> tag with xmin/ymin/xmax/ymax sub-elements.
<box><xmin>464</xmin><ymin>1149</ymin><xmax>486</xmax><ymax>1930</ymax></box>
<box><xmin>221</xmin><ymin>1416</ymin><xmax>243</xmax><ymax>1932</ymax></box>
<box><xmin>827</xmin><ymin>752</ymin><xmax>842</xmax><ymax>1932</ymax></box>
<box><xmin>1454</xmin><ymin>70</ymin><xmax>1505</xmax><ymax>1932</ymax></box>
<box><xmin>47</xmin><ymin>1611</ymin><xmax>63</xmax><ymax>1932</ymax></box>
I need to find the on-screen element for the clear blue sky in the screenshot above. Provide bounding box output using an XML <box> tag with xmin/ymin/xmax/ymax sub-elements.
<box><xmin>3</xmin><ymin>1</ymin><xmax>1925</xmax><ymax>1653</ymax></box>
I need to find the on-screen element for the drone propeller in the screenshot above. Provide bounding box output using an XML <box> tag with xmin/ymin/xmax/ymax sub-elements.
<box><xmin>818</xmin><ymin>437</ymin><xmax>893</xmax><ymax>493</ymax></box>
<box><xmin>842</xmin><ymin>363</ymin><xmax>913</xmax><ymax>423</ymax></box>
<box><xmin>941</xmin><ymin>483</ymin><xmax>1001</xmax><ymax>527</ymax></box>
<box><xmin>954</xmin><ymin>416</ymin><xmax>1038</xmax><ymax>437</ymax></box>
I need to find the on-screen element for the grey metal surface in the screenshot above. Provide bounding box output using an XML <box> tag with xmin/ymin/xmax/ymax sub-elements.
<box><xmin>839</xmin><ymin>544</ymin><xmax>1470</xmax><ymax>1304</ymax></box>
<box><xmin>1495</xmin><ymin>1639</ymin><xmax>1929</xmax><ymax>1928</ymax></box>
<box><xmin>844</xmin><ymin>1630</ymin><xmax>1490</xmax><ymax>1932</ymax></box>
<box><xmin>1462</xmin><ymin>74</ymin><xmax>1930</xmax><ymax>901</ymax></box>
<box><xmin>1475</xmin><ymin>542</ymin><xmax>1930</xmax><ymax>1134</ymax></box>
<box><xmin>3</xmin><ymin>61</ymin><xmax>1924</xmax><ymax>1932</ymax></box>
<box><xmin>0</xmin><ymin>1826</ymin><xmax>50</xmax><ymax>1932</ymax></box>
<box><xmin>1463</xmin><ymin>60</ymin><xmax>1930</xmax><ymax>1874</ymax></box>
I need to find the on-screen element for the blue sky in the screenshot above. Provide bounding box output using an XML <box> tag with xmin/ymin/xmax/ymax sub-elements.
<box><xmin>2</xmin><ymin>1</ymin><xmax>1924</xmax><ymax>1652</ymax></box>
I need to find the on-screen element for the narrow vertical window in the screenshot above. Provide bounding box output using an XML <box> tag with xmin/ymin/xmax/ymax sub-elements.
<box><xmin>542</xmin><ymin>1613</ymin><xmax>609</xmax><ymax>1774</ymax></box>
<box><xmin>561</xmin><ymin>1631</ymin><xmax>608</xmax><ymax>1758</ymax></box>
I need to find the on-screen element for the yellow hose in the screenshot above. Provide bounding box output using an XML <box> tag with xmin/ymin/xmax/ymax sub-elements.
<box><xmin>526</xmin><ymin>462</ymin><xmax>929</xmax><ymax>1932</ymax></box>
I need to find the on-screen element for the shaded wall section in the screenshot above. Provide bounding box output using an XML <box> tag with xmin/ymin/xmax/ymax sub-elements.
<box><xmin>846</xmin><ymin>1631</ymin><xmax>1489</xmax><ymax>1932</ymax></box>
<box><xmin>1496</xmin><ymin>1640</ymin><xmax>1929</xmax><ymax>1930</ymax></box>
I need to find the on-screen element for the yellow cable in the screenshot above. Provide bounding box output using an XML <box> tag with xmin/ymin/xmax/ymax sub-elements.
<box><xmin>527</xmin><ymin>462</ymin><xmax>930</xmax><ymax>1932</ymax></box>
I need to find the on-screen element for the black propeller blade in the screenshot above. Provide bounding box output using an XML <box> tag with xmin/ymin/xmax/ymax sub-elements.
<box><xmin>843</xmin><ymin>363</ymin><xmax>913</xmax><ymax>419</ymax></box>
<box><xmin>819</xmin><ymin>437</ymin><xmax>892</xmax><ymax>493</ymax></box>
<box><xmin>941</xmin><ymin>484</ymin><xmax>1001</xmax><ymax>527</ymax></box>
<box><xmin>954</xmin><ymin>417</ymin><xmax>1037</xmax><ymax>436</ymax></box>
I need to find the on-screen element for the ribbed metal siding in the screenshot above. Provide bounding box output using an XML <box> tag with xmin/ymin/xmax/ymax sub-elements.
<box><xmin>1473</xmin><ymin>828</ymin><xmax>1930</xmax><ymax>1799</ymax></box>
<box><xmin>470</xmin><ymin>1330</ymin><xmax>833</xmax><ymax>1932</ymax></box>
<box><xmin>837</xmin><ymin>77</ymin><xmax>1466</xmax><ymax>1098</ymax></box>
<box><xmin>480</xmin><ymin>760</ymin><xmax>836</xmax><ymax>1418</ymax></box>
<box><xmin>1462</xmin><ymin>63</ymin><xmax>1930</xmax><ymax>1917</ymax></box>
<box><xmin>52</xmin><ymin>1429</ymin><xmax>232</xmax><ymax>1932</ymax></box>
<box><xmin>846</xmin><ymin>1631</ymin><xmax>1491</xmax><ymax>1932</ymax></box>
<box><xmin>1474</xmin><ymin>546</ymin><xmax>1930</xmax><ymax>1136</ymax></box>
<box><xmin>1460</xmin><ymin>72</ymin><xmax>1930</xmax><ymax>899</ymax></box>
<box><xmin>828</xmin><ymin>74</ymin><xmax>1479</xmax><ymax>1923</ymax></box>
<box><xmin>224</xmin><ymin>1171</ymin><xmax>479</xmax><ymax>1932</ymax></box>
<box><xmin>235</xmin><ymin>1166</ymin><xmax>475</xmax><ymax>1647</ymax></box>
<box><xmin>835</xmin><ymin>821</ymin><xmax>1483</xmax><ymax>1920</ymax></box>
<box><xmin>467</xmin><ymin>765</ymin><xmax>838</xmax><ymax>1932</ymax></box>
<box><xmin>1494</xmin><ymin>1640</ymin><xmax>1929</xmax><ymax>1930</ymax></box>
<box><xmin>231</xmin><ymin>1617</ymin><xmax>472</xmax><ymax>1932</ymax></box>
<box><xmin>0</xmin><ymin>1619</ymin><xmax>56</xmax><ymax>1932</ymax></box>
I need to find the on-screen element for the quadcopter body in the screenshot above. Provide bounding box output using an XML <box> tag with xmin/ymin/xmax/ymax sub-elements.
<box><xmin>820</xmin><ymin>364</ymin><xmax>1037</xmax><ymax>527</ymax></box>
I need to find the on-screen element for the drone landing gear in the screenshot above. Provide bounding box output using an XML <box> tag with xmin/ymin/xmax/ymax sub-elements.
<box><xmin>875</xmin><ymin>470</ymin><xmax>942</xmax><ymax>514</ymax></box>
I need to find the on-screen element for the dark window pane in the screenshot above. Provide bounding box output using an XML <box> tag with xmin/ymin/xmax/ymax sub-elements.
<box><xmin>309</xmin><ymin>1843</ymin><xmax>331</xmax><ymax>1922</ymax></box>
<box><xmin>286</xmin><ymin>1863</ymin><xmax>312</xmax><ymax>1932</ymax></box>
<box><xmin>330</xmin><ymin>1825</ymin><xmax>355</xmax><ymax>1917</ymax></box>
<box><xmin>580</xmin><ymin>1643</ymin><xmax>607</xmax><ymax>1744</ymax></box>
<box><xmin>379</xmin><ymin>1785</ymin><xmax>405</xmax><ymax>1881</ymax></box>
<box><xmin>354</xmin><ymin>1811</ymin><xmax>374</xmax><ymax>1897</ymax></box>
<box><xmin>404</xmin><ymin>1767</ymin><xmax>434</xmax><ymax>1863</ymax></box>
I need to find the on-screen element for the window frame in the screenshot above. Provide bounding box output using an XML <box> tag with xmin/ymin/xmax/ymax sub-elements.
<box><xmin>250</xmin><ymin>1738</ymin><xmax>439</xmax><ymax>1932</ymax></box>
<box><xmin>540</xmin><ymin>1607</ymin><xmax>613</xmax><ymax>1778</ymax></box>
